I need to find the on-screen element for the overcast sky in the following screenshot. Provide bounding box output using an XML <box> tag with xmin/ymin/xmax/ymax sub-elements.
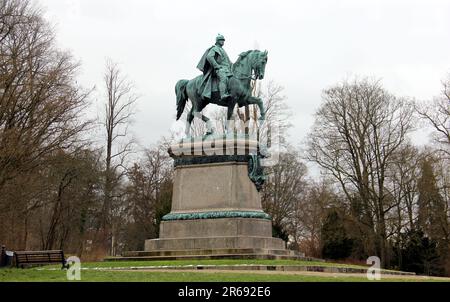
<box><xmin>41</xmin><ymin>0</ymin><xmax>450</xmax><ymax>149</ymax></box>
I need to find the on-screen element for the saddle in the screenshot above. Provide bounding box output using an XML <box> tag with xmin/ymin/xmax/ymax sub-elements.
<box><xmin>197</xmin><ymin>68</ymin><xmax>231</xmax><ymax>101</ymax></box>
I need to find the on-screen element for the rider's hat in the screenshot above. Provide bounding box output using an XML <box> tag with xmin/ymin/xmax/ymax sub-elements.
<box><xmin>216</xmin><ymin>34</ymin><xmax>225</xmax><ymax>42</ymax></box>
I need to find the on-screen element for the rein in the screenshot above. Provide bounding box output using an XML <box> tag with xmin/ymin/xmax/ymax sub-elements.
<box><xmin>232</xmin><ymin>52</ymin><xmax>259</xmax><ymax>81</ymax></box>
<box><xmin>235</xmin><ymin>74</ymin><xmax>258</xmax><ymax>81</ymax></box>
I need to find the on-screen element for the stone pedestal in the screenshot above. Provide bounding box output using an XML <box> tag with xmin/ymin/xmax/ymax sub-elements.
<box><xmin>119</xmin><ymin>136</ymin><xmax>303</xmax><ymax>260</ymax></box>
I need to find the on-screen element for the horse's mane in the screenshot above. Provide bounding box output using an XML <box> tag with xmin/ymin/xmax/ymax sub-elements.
<box><xmin>232</xmin><ymin>50</ymin><xmax>255</xmax><ymax>71</ymax></box>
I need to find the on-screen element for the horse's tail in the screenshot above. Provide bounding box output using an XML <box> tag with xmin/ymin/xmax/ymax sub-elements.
<box><xmin>175</xmin><ymin>79</ymin><xmax>189</xmax><ymax>120</ymax></box>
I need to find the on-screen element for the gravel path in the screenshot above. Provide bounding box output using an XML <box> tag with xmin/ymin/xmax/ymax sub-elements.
<box><xmin>109</xmin><ymin>268</ymin><xmax>450</xmax><ymax>281</ymax></box>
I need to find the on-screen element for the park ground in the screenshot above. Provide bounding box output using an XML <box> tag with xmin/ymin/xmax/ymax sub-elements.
<box><xmin>1</xmin><ymin>259</ymin><xmax>450</xmax><ymax>282</ymax></box>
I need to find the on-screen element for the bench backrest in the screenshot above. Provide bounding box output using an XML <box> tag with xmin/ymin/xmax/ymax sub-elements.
<box><xmin>14</xmin><ymin>250</ymin><xmax>66</xmax><ymax>268</ymax></box>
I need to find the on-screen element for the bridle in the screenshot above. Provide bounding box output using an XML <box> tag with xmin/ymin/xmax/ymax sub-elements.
<box><xmin>233</xmin><ymin>51</ymin><xmax>262</xmax><ymax>81</ymax></box>
<box><xmin>235</xmin><ymin>73</ymin><xmax>259</xmax><ymax>81</ymax></box>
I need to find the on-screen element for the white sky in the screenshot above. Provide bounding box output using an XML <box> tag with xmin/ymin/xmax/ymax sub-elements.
<box><xmin>41</xmin><ymin>0</ymin><xmax>450</xmax><ymax>149</ymax></box>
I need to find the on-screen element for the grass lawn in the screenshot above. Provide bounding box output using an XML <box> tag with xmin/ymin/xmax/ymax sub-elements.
<box><xmin>1</xmin><ymin>268</ymin><xmax>446</xmax><ymax>282</ymax></box>
<box><xmin>1</xmin><ymin>259</ymin><xmax>448</xmax><ymax>282</ymax></box>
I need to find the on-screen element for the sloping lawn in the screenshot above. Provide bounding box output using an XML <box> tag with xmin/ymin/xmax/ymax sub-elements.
<box><xmin>2</xmin><ymin>259</ymin><xmax>448</xmax><ymax>282</ymax></box>
<box><xmin>1</xmin><ymin>268</ymin><xmax>448</xmax><ymax>282</ymax></box>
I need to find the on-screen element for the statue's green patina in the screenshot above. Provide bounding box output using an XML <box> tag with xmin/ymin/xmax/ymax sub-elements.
<box><xmin>173</xmin><ymin>36</ymin><xmax>269</xmax><ymax>191</ymax></box>
<box><xmin>196</xmin><ymin>34</ymin><xmax>232</xmax><ymax>101</ymax></box>
<box><xmin>248</xmin><ymin>154</ymin><xmax>266</xmax><ymax>191</ymax></box>
<box><xmin>162</xmin><ymin>210</ymin><xmax>271</xmax><ymax>221</ymax></box>
<box><xmin>175</xmin><ymin>34</ymin><xmax>268</xmax><ymax>137</ymax></box>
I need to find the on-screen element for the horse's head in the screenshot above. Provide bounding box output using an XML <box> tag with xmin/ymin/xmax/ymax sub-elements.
<box><xmin>252</xmin><ymin>50</ymin><xmax>268</xmax><ymax>80</ymax></box>
<box><xmin>233</xmin><ymin>49</ymin><xmax>269</xmax><ymax>80</ymax></box>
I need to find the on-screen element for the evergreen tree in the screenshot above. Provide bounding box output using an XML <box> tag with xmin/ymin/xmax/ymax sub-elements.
<box><xmin>417</xmin><ymin>158</ymin><xmax>447</xmax><ymax>239</ymax></box>
<box><xmin>321</xmin><ymin>209</ymin><xmax>353</xmax><ymax>259</ymax></box>
<box><xmin>417</xmin><ymin>158</ymin><xmax>449</xmax><ymax>274</ymax></box>
<box><xmin>401</xmin><ymin>230</ymin><xmax>442</xmax><ymax>276</ymax></box>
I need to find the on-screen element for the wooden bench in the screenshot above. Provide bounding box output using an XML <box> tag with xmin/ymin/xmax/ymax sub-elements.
<box><xmin>14</xmin><ymin>250</ymin><xmax>68</xmax><ymax>269</ymax></box>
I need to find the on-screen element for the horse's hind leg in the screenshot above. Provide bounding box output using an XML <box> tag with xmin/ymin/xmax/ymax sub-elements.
<box><xmin>196</xmin><ymin>102</ymin><xmax>214</xmax><ymax>135</ymax></box>
<box><xmin>185</xmin><ymin>107</ymin><xmax>195</xmax><ymax>137</ymax></box>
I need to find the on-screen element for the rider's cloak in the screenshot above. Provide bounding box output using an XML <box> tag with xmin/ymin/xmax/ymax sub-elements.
<box><xmin>196</xmin><ymin>46</ymin><xmax>219</xmax><ymax>99</ymax></box>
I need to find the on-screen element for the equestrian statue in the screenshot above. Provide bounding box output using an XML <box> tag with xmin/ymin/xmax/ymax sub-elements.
<box><xmin>175</xmin><ymin>34</ymin><xmax>268</xmax><ymax>137</ymax></box>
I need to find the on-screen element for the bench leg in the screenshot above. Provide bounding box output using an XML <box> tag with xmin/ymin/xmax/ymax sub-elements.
<box><xmin>62</xmin><ymin>261</ymin><xmax>69</xmax><ymax>270</ymax></box>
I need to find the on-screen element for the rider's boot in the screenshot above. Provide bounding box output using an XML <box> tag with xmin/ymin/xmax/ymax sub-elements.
<box><xmin>219</xmin><ymin>80</ymin><xmax>230</xmax><ymax>101</ymax></box>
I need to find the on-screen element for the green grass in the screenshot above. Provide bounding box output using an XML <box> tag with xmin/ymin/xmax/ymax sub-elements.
<box><xmin>1</xmin><ymin>259</ymin><xmax>448</xmax><ymax>282</ymax></box>
<box><xmin>0</xmin><ymin>268</ymin><xmax>446</xmax><ymax>282</ymax></box>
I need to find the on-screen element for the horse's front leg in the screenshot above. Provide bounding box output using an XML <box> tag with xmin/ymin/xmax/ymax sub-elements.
<box><xmin>250</xmin><ymin>96</ymin><xmax>266</xmax><ymax>120</ymax></box>
<box><xmin>197</xmin><ymin>112</ymin><xmax>215</xmax><ymax>135</ymax></box>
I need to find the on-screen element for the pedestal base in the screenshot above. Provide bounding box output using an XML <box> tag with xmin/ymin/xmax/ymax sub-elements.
<box><xmin>159</xmin><ymin>217</ymin><xmax>272</xmax><ymax>238</ymax></box>
<box><xmin>145</xmin><ymin>236</ymin><xmax>286</xmax><ymax>251</ymax></box>
<box><xmin>112</xmin><ymin>137</ymin><xmax>302</xmax><ymax>261</ymax></box>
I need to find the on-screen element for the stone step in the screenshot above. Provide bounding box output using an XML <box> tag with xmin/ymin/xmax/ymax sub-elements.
<box><xmin>97</xmin><ymin>263</ymin><xmax>415</xmax><ymax>276</ymax></box>
<box><xmin>105</xmin><ymin>253</ymin><xmax>318</xmax><ymax>262</ymax></box>
<box><xmin>122</xmin><ymin>248</ymin><xmax>305</xmax><ymax>258</ymax></box>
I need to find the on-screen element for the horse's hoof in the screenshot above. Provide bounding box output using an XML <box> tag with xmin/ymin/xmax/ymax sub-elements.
<box><xmin>260</xmin><ymin>150</ymin><xmax>271</xmax><ymax>158</ymax></box>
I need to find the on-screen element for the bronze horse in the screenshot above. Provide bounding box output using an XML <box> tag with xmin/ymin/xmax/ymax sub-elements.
<box><xmin>175</xmin><ymin>50</ymin><xmax>268</xmax><ymax>136</ymax></box>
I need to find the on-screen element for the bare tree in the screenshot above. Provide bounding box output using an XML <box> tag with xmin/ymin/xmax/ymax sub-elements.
<box><xmin>306</xmin><ymin>78</ymin><xmax>415</xmax><ymax>266</ymax></box>
<box><xmin>261</xmin><ymin>148</ymin><xmax>308</xmax><ymax>242</ymax></box>
<box><xmin>121</xmin><ymin>141</ymin><xmax>173</xmax><ymax>252</ymax></box>
<box><xmin>39</xmin><ymin>148</ymin><xmax>102</xmax><ymax>251</ymax></box>
<box><xmin>416</xmin><ymin>76</ymin><xmax>450</xmax><ymax>157</ymax></box>
<box><xmin>291</xmin><ymin>178</ymin><xmax>337</xmax><ymax>257</ymax></box>
<box><xmin>0</xmin><ymin>0</ymin><xmax>92</xmax><ymax>251</ymax></box>
<box><xmin>386</xmin><ymin>143</ymin><xmax>422</xmax><ymax>268</ymax></box>
<box><xmin>388</xmin><ymin>144</ymin><xmax>421</xmax><ymax>233</ymax></box>
<box><xmin>0</xmin><ymin>0</ymin><xmax>91</xmax><ymax>191</ymax></box>
<box><xmin>100</xmin><ymin>59</ymin><xmax>138</xmax><ymax>254</ymax></box>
